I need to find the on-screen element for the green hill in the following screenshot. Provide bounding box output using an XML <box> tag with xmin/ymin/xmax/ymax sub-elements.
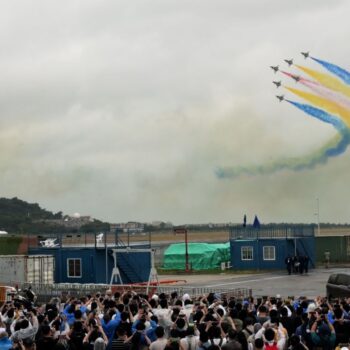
<box><xmin>0</xmin><ymin>197</ymin><xmax>109</xmax><ymax>234</ymax></box>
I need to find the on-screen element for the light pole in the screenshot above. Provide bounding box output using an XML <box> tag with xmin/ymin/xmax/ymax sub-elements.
<box><xmin>314</xmin><ymin>198</ymin><xmax>320</xmax><ymax>236</ymax></box>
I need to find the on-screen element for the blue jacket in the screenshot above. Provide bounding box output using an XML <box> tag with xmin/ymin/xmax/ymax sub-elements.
<box><xmin>0</xmin><ymin>336</ymin><xmax>13</xmax><ymax>350</ymax></box>
<box><xmin>102</xmin><ymin>312</ymin><xmax>121</xmax><ymax>341</ymax></box>
<box><xmin>132</xmin><ymin>320</ymin><xmax>158</xmax><ymax>345</ymax></box>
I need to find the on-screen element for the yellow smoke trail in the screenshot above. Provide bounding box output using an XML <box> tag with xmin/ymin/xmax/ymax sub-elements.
<box><xmin>296</xmin><ymin>65</ymin><xmax>350</xmax><ymax>98</ymax></box>
<box><xmin>285</xmin><ymin>86</ymin><xmax>350</xmax><ymax>127</ymax></box>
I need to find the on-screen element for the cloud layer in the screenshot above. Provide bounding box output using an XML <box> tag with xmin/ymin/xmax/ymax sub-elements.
<box><xmin>1</xmin><ymin>0</ymin><xmax>350</xmax><ymax>224</ymax></box>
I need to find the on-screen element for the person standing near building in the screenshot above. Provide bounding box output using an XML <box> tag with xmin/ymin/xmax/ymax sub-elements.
<box><xmin>284</xmin><ymin>256</ymin><xmax>292</xmax><ymax>275</ymax></box>
<box><xmin>304</xmin><ymin>255</ymin><xmax>309</xmax><ymax>273</ymax></box>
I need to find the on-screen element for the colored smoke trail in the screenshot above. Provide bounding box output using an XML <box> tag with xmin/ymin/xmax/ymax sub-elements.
<box><xmin>216</xmin><ymin>131</ymin><xmax>350</xmax><ymax>179</ymax></box>
<box><xmin>285</xmin><ymin>100</ymin><xmax>345</xmax><ymax>131</ymax></box>
<box><xmin>300</xmin><ymin>80</ymin><xmax>350</xmax><ymax>110</ymax></box>
<box><xmin>296</xmin><ymin>65</ymin><xmax>350</xmax><ymax>98</ymax></box>
<box><xmin>285</xmin><ymin>86</ymin><xmax>350</xmax><ymax>127</ymax></box>
<box><xmin>216</xmin><ymin>54</ymin><xmax>350</xmax><ymax>179</ymax></box>
<box><xmin>311</xmin><ymin>57</ymin><xmax>350</xmax><ymax>85</ymax></box>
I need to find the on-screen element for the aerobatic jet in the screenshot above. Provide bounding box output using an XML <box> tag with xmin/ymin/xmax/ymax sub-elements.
<box><xmin>273</xmin><ymin>81</ymin><xmax>281</xmax><ymax>88</ymax></box>
<box><xmin>301</xmin><ymin>51</ymin><xmax>309</xmax><ymax>59</ymax></box>
<box><xmin>276</xmin><ymin>95</ymin><xmax>284</xmax><ymax>102</ymax></box>
<box><xmin>284</xmin><ymin>59</ymin><xmax>293</xmax><ymax>66</ymax></box>
<box><xmin>270</xmin><ymin>65</ymin><xmax>279</xmax><ymax>73</ymax></box>
<box><xmin>291</xmin><ymin>74</ymin><xmax>300</xmax><ymax>82</ymax></box>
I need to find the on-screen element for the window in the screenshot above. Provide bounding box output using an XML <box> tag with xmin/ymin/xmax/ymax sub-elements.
<box><xmin>67</xmin><ymin>259</ymin><xmax>82</xmax><ymax>278</ymax></box>
<box><xmin>263</xmin><ymin>246</ymin><xmax>276</xmax><ymax>261</ymax></box>
<box><xmin>241</xmin><ymin>246</ymin><xmax>253</xmax><ymax>260</ymax></box>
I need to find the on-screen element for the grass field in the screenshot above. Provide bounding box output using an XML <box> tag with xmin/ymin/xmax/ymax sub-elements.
<box><xmin>0</xmin><ymin>236</ymin><xmax>23</xmax><ymax>255</ymax></box>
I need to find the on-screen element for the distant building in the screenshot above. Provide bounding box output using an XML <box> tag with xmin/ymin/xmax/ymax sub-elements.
<box><xmin>113</xmin><ymin>222</ymin><xmax>145</xmax><ymax>234</ymax></box>
<box><xmin>37</xmin><ymin>215</ymin><xmax>93</xmax><ymax>229</ymax></box>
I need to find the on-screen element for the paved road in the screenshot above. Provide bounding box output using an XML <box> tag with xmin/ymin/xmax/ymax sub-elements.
<box><xmin>160</xmin><ymin>267</ymin><xmax>350</xmax><ymax>298</ymax></box>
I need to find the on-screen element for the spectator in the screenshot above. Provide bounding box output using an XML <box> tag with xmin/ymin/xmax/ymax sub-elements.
<box><xmin>10</xmin><ymin>312</ymin><xmax>39</xmax><ymax>343</ymax></box>
<box><xmin>150</xmin><ymin>326</ymin><xmax>167</xmax><ymax>350</ymax></box>
<box><xmin>0</xmin><ymin>331</ymin><xmax>12</xmax><ymax>350</ymax></box>
<box><xmin>222</xmin><ymin>329</ymin><xmax>242</xmax><ymax>350</ymax></box>
<box><xmin>310</xmin><ymin>316</ymin><xmax>336</xmax><ymax>350</ymax></box>
<box><xmin>36</xmin><ymin>324</ymin><xmax>57</xmax><ymax>350</ymax></box>
<box><xmin>111</xmin><ymin>328</ymin><xmax>130</xmax><ymax>350</ymax></box>
<box><xmin>180</xmin><ymin>326</ymin><xmax>199</xmax><ymax>350</ymax></box>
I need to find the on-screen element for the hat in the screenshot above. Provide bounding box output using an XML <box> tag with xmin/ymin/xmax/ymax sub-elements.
<box><xmin>182</xmin><ymin>293</ymin><xmax>190</xmax><ymax>301</ymax></box>
<box><xmin>151</xmin><ymin>294</ymin><xmax>159</xmax><ymax>301</ymax></box>
<box><xmin>306</xmin><ymin>303</ymin><xmax>316</xmax><ymax>313</ymax></box>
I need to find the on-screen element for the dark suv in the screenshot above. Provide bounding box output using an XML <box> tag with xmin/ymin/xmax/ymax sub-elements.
<box><xmin>326</xmin><ymin>273</ymin><xmax>350</xmax><ymax>299</ymax></box>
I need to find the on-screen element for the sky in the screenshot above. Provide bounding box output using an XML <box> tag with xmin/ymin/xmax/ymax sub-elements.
<box><xmin>1</xmin><ymin>0</ymin><xmax>350</xmax><ymax>225</ymax></box>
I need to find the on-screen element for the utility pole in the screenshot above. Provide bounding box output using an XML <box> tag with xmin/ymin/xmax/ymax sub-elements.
<box><xmin>315</xmin><ymin>198</ymin><xmax>320</xmax><ymax>236</ymax></box>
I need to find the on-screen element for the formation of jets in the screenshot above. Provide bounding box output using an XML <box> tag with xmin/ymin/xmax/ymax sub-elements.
<box><xmin>270</xmin><ymin>51</ymin><xmax>309</xmax><ymax>102</ymax></box>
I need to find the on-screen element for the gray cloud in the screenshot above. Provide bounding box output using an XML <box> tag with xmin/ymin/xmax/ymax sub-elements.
<box><xmin>1</xmin><ymin>0</ymin><xmax>350</xmax><ymax>224</ymax></box>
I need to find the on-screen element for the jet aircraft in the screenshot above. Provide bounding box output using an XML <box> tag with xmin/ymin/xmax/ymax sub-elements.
<box><xmin>284</xmin><ymin>59</ymin><xmax>293</xmax><ymax>66</ymax></box>
<box><xmin>270</xmin><ymin>65</ymin><xmax>279</xmax><ymax>73</ymax></box>
<box><xmin>301</xmin><ymin>51</ymin><xmax>309</xmax><ymax>59</ymax></box>
<box><xmin>276</xmin><ymin>95</ymin><xmax>284</xmax><ymax>102</ymax></box>
<box><xmin>291</xmin><ymin>74</ymin><xmax>300</xmax><ymax>82</ymax></box>
<box><xmin>273</xmin><ymin>81</ymin><xmax>281</xmax><ymax>88</ymax></box>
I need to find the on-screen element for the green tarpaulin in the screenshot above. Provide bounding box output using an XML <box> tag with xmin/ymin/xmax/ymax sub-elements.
<box><xmin>163</xmin><ymin>242</ymin><xmax>230</xmax><ymax>270</ymax></box>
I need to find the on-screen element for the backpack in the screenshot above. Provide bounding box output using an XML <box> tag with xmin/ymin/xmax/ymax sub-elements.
<box><xmin>265</xmin><ymin>342</ymin><xmax>278</xmax><ymax>350</ymax></box>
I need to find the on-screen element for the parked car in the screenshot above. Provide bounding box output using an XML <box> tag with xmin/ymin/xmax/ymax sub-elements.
<box><xmin>326</xmin><ymin>273</ymin><xmax>350</xmax><ymax>299</ymax></box>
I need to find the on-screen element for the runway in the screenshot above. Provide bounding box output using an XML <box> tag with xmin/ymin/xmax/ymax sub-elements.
<box><xmin>160</xmin><ymin>267</ymin><xmax>349</xmax><ymax>298</ymax></box>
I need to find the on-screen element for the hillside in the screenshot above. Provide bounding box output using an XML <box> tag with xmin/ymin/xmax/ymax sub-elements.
<box><xmin>0</xmin><ymin>197</ymin><xmax>109</xmax><ymax>234</ymax></box>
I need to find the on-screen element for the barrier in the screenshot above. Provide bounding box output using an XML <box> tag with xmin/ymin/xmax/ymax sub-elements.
<box><xmin>12</xmin><ymin>281</ymin><xmax>252</xmax><ymax>303</ymax></box>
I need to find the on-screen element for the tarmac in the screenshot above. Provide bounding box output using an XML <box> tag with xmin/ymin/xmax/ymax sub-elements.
<box><xmin>159</xmin><ymin>265</ymin><xmax>350</xmax><ymax>298</ymax></box>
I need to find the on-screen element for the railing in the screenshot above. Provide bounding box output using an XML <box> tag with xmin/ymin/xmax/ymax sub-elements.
<box><xmin>12</xmin><ymin>281</ymin><xmax>252</xmax><ymax>303</ymax></box>
<box><xmin>28</xmin><ymin>231</ymin><xmax>151</xmax><ymax>249</ymax></box>
<box><xmin>230</xmin><ymin>226</ymin><xmax>315</xmax><ymax>240</ymax></box>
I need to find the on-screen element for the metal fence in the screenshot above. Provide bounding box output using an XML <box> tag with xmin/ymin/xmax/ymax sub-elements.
<box><xmin>12</xmin><ymin>281</ymin><xmax>252</xmax><ymax>303</ymax></box>
<box><xmin>230</xmin><ymin>226</ymin><xmax>315</xmax><ymax>240</ymax></box>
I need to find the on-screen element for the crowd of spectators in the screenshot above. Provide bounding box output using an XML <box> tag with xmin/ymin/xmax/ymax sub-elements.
<box><xmin>1</xmin><ymin>289</ymin><xmax>350</xmax><ymax>350</ymax></box>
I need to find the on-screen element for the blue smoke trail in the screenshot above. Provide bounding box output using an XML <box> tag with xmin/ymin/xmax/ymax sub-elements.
<box><xmin>311</xmin><ymin>57</ymin><xmax>350</xmax><ymax>85</ymax></box>
<box><xmin>286</xmin><ymin>100</ymin><xmax>346</xmax><ymax>131</ymax></box>
<box><xmin>215</xmin><ymin>100</ymin><xmax>350</xmax><ymax>179</ymax></box>
<box><xmin>325</xmin><ymin>131</ymin><xmax>350</xmax><ymax>156</ymax></box>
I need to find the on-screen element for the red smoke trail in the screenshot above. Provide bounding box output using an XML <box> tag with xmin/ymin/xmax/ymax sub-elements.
<box><xmin>280</xmin><ymin>71</ymin><xmax>317</xmax><ymax>85</ymax></box>
<box><xmin>281</xmin><ymin>71</ymin><xmax>350</xmax><ymax>110</ymax></box>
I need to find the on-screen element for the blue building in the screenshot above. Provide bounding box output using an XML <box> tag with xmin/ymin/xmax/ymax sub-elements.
<box><xmin>230</xmin><ymin>226</ymin><xmax>315</xmax><ymax>270</ymax></box>
<box><xmin>29</xmin><ymin>232</ymin><xmax>152</xmax><ymax>284</ymax></box>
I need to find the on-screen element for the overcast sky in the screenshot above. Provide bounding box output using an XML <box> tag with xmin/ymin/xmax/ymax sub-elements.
<box><xmin>1</xmin><ymin>0</ymin><xmax>350</xmax><ymax>225</ymax></box>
